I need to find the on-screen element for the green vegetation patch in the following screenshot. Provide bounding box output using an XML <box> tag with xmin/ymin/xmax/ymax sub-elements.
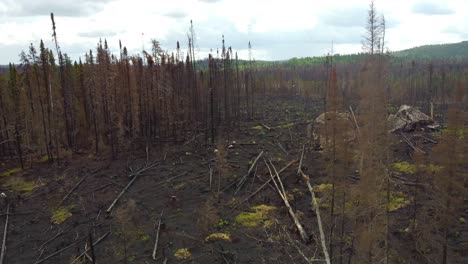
<box><xmin>393</xmin><ymin>162</ymin><xmax>416</xmax><ymax>174</ymax></box>
<box><xmin>5</xmin><ymin>178</ymin><xmax>37</xmax><ymax>193</ymax></box>
<box><xmin>389</xmin><ymin>192</ymin><xmax>410</xmax><ymax>212</ymax></box>
<box><xmin>386</xmin><ymin>104</ymin><xmax>399</xmax><ymax>113</ymax></box>
<box><xmin>205</xmin><ymin>232</ymin><xmax>231</xmax><ymax>243</ymax></box>
<box><xmin>276</xmin><ymin>123</ymin><xmax>295</xmax><ymax>129</ymax></box>
<box><xmin>2</xmin><ymin>167</ymin><xmax>22</xmax><ymax>177</ymax></box>
<box><xmin>393</xmin><ymin>162</ymin><xmax>443</xmax><ymax>174</ymax></box>
<box><xmin>313</xmin><ymin>183</ymin><xmax>333</xmax><ymax>193</ymax></box>
<box><xmin>251</xmin><ymin>125</ymin><xmax>266</xmax><ymax>135</ymax></box>
<box><xmin>39</xmin><ymin>155</ymin><xmax>50</xmax><ymax>163</ymax></box>
<box><xmin>235</xmin><ymin>204</ymin><xmax>276</xmax><ymax>228</ymax></box>
<box><xmin>441</xmin><ymin>128</ymin><xmax>468</xmax><ymax>139</ymax></box>
<box><xmin>425</xmin><ymin>164</ymin><xmax>444</xmax><ymax>173</ymax></box>
<box><xmin>216</xmin><ymin>218</ymin><xmax>229</xmax><ymax>229</ymax></box>
<box><xmin>140</xmin><ymin>235</ymin><xmax>150</xmax><ymax>242</ymax></box>
<box><xmin>312</xmin><ymin>184</ymin><xmax>333</xmax><ymax>208</ymax></box>
<box><xmin>174</xmin><ymin>248</ymin><xmax>192</xmax><ymax>260</ymax></box>
<box><xmin>51</xmin><ymin>205</ymin><xmax>75</xmax><ymax>225</ymax></box>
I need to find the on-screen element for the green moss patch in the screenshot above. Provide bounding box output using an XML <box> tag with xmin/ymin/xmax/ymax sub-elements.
<box><xmin>4</xmin><ymin>178</ymin><xmax>37</xmax><ymax>193</ymax></box>
<box><xmin>441</xmin><ymin>128</ymin><xmax>468</xmax><ymax>139</ymax></box>
<box><xmin>235</xmin><ymin>204</ymin><xmax>276</xmax><ymax>228</ymax></box>
<box><xmin>393</xmin><ymin>162</ymin><xmax>443</xmax><ymax>174</ymax></box>
<box><xmin>205</xmin><ymin>232</ymin><xmax>231</xmax><ymax>242</ymax></box>
<box><xmin>2</xmin><ymin>167</ymin><xmax>22</xmax><ymax>177</ymax></box>
<box><xmin>276</xmin><ymin>123</ymin><xmax>296</xmax><ymax>129</ymax></box>
<box><xmin>388</xmin><ymin>192</ymin><xmax>410</xmax><ymax>212</ymax></box>
<box><xmin>51</xmin><ymin>205</ymin><xmax>75</xmax><ymax>225</ymax></box>
<box><xmin>39</xmin><ymin>155</ymin><xmax>50</xmax><ymax>163</ymax></box>
<box><xmin>174</xmin><ymin>248</ymin><xmax>191</xmax><ymax>260</ymax></box>
<box><xmin>393</xmin><ymin>162</ymin><xmax>416</xmax><ymax>174</ymax></box>
<box><xmin>313</xmin><ymin>183</ymin><xmax>333</xmax><ymax>193</ymax></box>
<box><xmin>425</xmin><ymin>164</ymin><xmax>443</xmax><ymax>173</ymax></box>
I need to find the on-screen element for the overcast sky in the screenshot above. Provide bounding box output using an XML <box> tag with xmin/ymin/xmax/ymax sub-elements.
<box><xmin>0</xmin><ymin>0</ymin><xmax>467</xmax><ymax>63</ymax></box>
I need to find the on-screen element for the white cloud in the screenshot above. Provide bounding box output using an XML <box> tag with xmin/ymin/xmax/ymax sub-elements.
<box><xmin>412</xmin><ymin>1</ymin><xmax>454</xmax><ymax>15</ymax></box>
<box><xmin>0</xmin><ymin>0</ymin><xmax>467</xmax><ymax>63</ymax></box>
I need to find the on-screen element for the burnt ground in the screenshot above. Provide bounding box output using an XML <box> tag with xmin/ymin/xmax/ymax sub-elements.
<box><xmin>0</xmin><ymin>96</ymin><xmax>466</xmax><ymax>264</ymax></box>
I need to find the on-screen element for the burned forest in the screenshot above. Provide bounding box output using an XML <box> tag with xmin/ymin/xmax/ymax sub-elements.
<box><xmin>0</xmin><ymin>1</ymin><xmax>467</xmax><ymax>264</ymax></box>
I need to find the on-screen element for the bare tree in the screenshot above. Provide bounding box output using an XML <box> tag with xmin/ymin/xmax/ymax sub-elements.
<box><xmin>362</xmin><ymin>0</ymin><xmax>383</xmax><ymax>55</ymax></box>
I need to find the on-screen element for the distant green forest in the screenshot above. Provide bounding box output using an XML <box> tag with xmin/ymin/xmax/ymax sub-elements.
<box><xmin>393</xmin><ymin>41</ymin><xmax>468</xmax><ymax>60</ymax></box>
<box><xmin>200</xmin><ymin>41</ymin><xmax>468</xmax><ymax>69</ymax></box>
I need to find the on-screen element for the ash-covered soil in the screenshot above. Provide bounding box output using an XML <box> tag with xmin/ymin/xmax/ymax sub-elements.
<box><xmin>0</xmin><ymin>96</ymin><xmax>466</xmax><ymax>264</ymax></box>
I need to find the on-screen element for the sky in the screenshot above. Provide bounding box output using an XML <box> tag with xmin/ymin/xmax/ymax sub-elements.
<box><xmin>0</xmin><ymin>0</ymin><xmax>467</xmax><ymax>63</ymax></box>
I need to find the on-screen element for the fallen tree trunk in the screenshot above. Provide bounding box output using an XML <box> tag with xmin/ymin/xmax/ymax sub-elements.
<box><xmin>266</xmin><ymin>159</ymin><xmax>309</xmax><ymax>243</ymax></box>
<box><xmin>300</xmin><ymin>170</ymin><xmax>331</xmax><ymax>264</ymax></box>
<box><xmin>0</xmin><ymin>204</ymin><xmax>10</xmax><ymax>264</ymax></box>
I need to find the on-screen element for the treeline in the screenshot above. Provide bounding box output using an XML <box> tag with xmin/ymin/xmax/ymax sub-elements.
<box><xmin>0</xmin><ymin>16</ymin><xmax>265</xmax><ymax>165</ymax></box>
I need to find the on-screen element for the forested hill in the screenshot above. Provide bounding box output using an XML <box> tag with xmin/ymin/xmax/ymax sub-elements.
<box><xmin>249</xmin><ymin>40</ymin><xmax>468</xmax><ymax>68</ymax></box>
<box><xmin>393</xmin><ymin>41</ymin><xmax>468</xmax><ymax>60</ymax></box>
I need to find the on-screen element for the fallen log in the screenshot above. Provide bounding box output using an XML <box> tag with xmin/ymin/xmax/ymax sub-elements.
<box><xmin>0</xmin><ymin>204</ymin><xmax>10</xmax><ymax>264</ymax></box>
<box><xmin>300</xmin><ymin>170</ymin><xmax>331</xmax><ymax>264</ymax></box>
<box><xmin>266</xmin><ymin>159</ymin><xmax>308</xmax><ymax>243</ymax></box>
<box><xmin>152</xmin><ymin>211</ymin><xmax>163</xmax><ymax>260</ymax></box>
<box><xmin>57</xmin><ymin>174</ymin><xmax>88</xmax><ymax>207</ymax></box>
<box><xmin>106</xmin><ymin>162</ymin><xmax>159</xmax><ymax>214</ymax></box>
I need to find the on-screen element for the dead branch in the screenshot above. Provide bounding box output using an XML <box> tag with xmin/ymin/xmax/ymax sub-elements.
<box><xmin>276</xmin><ymin>140</ymin><xmax>288</xmax><ymax>155</ymax></box>
<box><xmin>128</xmin><ymin>161</ymin><xmax>159</xmax><ymax>178</ymax></box>
<box><xmin>136</xmin><ymin>172</ymin><xmax>188</xmax><ymax>193</ymax></box>
<box><xmin>401</xmin><ymin>133</ymin><xmax>426</xmax><ymax>154</ymax></box>
<box><xmin>85</xmin><ymin>183</ymin><xmax>113</xmax><ymax>194</ymax></box>
<box><xmin>35</xmin><ymin>239</ymin><xmax>82</xmax><ymax>264</ymax></box>
<box><xmin>282</xmin><ymin>224</ymin><xmax>312</xmax><ymax>264</ymax></box>
<box><xmin>106</xmin><ymin>175</ymin><xmax>139</xmax><ymax>214</ymax></box>
<box><xmin>70</xmin><ymin>232</ymin><xmax>109</xmax><ymax>264</ymax></box>
<box><xmin>82</xmin><ymin>242</ymin><xmax>93</xmax><ymax>263</ymax></box>
<box><xmin>300</xmin><ymin>170</ymin><xmax>331</xmax><ymax>264</ymax></box>
<box><xmin>0</xmin><ymin>204</ymin><xmax>10</xmax><ymax>264</ymax></box>
<box><xmin>415</xmin><ymin>134</ymin><xmax>437</xmax><ymax>144</ymax></box>
<box><xmin>232</xmin><ymin>160</ymin><xmax>296</xmax><ymax>210</ymax></box>
<box><xmin>57</xmin><ymin>174</ymin><xmax>88</xmax><ymax>207</ymax></box>
<box><xmin>152</xmin><ymin>211</ymin><xmax>164</xmax><ymax>260</ymax></box>
<box><xmin>349</xmin><ymin>106</ymin><xmax>361</xmax><ymax>135</ymax></box>
<box><xmin>261</xmin><ymin>123</ymin><xmax>272</xmax><ymax>131</ymax></box>
<box><xmin>34</xmin><ymin>249</ymin><xmax>44</xmax><ymax>264</ymax></box>
<box><xmin>0</xmin><ymin>139</ymin><xmax>15</xmax><ymax>145</ymax></box>
<box><xmin>0</xmin><ymin>210</ymin><xmax>36</xmax><ymax>217</ymax></box>
<box><xmin>37</xmin><ymin>229</ymin><xmax>64</xmax><ymax>252</ymax></box>
<box><xmin>185</xmin><ymin>152</ymin><xmax>207</xmax><ymax>161</ymax></box>
<box><xmin>107</xmin><ymin>162</ymin><xmax>160</xmax><ymax>214</ymax></box>
<box><xmin>266</xmin><ymin>159</ymin><xmax>308</xmax><ymax>243</ymax></box>
<box><xmin>234</xmin><ymin>150</ymin><xmax>264</xmax><ymax>195</ymax></box>
<box><xmin>209</xmin><ymin>164</ymin><xmax>213</xmax><ymax>191</ymax></box>
<box><xmin>298</xmin><ymin>144</ymin><xmax>305</xmax><ymax>174</ymax></box>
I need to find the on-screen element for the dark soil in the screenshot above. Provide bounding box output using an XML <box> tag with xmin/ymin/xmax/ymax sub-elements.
<box><xmin>0</xmin><ymin>96</ymin><xmax>466</xmax><ymax>263</ymax></box>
